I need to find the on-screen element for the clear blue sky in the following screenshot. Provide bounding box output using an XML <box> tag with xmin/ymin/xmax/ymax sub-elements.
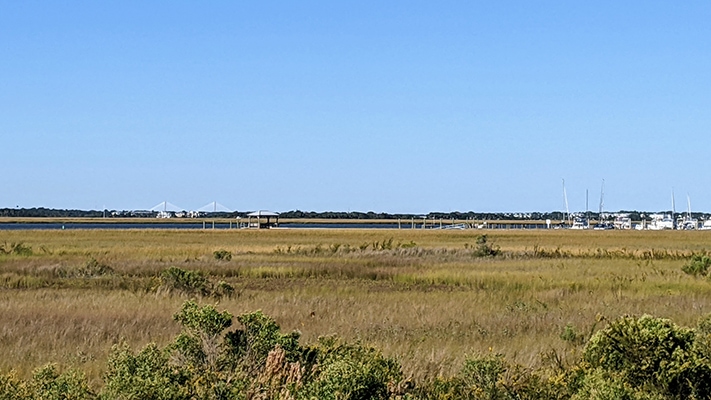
<box><xmin>2</xmin><ymin>1</ymin><xmax>710</xmax><ymax>213</ymax></box>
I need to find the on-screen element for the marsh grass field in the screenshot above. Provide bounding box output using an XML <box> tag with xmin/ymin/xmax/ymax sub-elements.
<box><xmin>1</xmin><ymin>227</ymin><xmax>711</xmax><ymax>389</ymax></box>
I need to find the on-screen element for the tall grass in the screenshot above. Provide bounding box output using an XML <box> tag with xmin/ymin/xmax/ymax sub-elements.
<box><xmin>1</xmin><ymin>228</ymin><xmax>711</xmax><ymax>387</ymax></box>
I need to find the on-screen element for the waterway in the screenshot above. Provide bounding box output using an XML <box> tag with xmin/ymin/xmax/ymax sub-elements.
<box><xmin>0</xmin><ymin>222</ymin><xmax>405</xmax><ymax>230</ymax></box>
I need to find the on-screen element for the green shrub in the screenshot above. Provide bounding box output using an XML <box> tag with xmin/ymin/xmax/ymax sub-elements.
<box><xmin>224</xmin><ymin>310</ymin><xmax>303</xmax><ymax>374</ymax></box>
<box><xmin>459</xmin><ymin>354</ymin><xmax>506</xmax><ymax>398</ymax></box>
<box><xmin>682</xmin><ymin>254</ymin><xmax>711</xmax><ymax>277</ymax></box>
<box><xmin>560</xmin><ymin>324</ymin><xmax>586</xmax><ymax>346</ymax></box>
<box><xmin>159</xmin><ymin>267</ymin><xmax>234</xmax><ymax>299</ymax></box>
<box><xmin>102</xmin><ymin>342</ymin><xmax>193</xmax><ymax>400</ymax></box>
<box><xmin>30</xmin><ymin>364</ymin><xmax>94</xmax><ymax>400</ymax></box>
<box><xmin>213</xmin><ymin>249</ymin><xmax>232</xmax><ymax>261</ymax></box>
<box><xmin>104</xmin><ymin>302</ymin><xmax>249</xmax><ymax>400</ymax></box>
<box><xmin>583</xmin><ymin>314</ymin><xmax>711</xmax><ymax>398</ymax></box>
<box><xmin>414</xmin><ymin>354</ymin><xmax>560</xmax><ymax>400</ymax></box>
<box><xmin>461</xmin><ymin>354</ymin><xmax>558</xmax><ymax>400</ymax></box>
<box><xmin>0</xmin><ymin>242</ymin><xmax>33</xmax><ymax>256</ymax></box>
<box><xmin>160</xmin><ymin>267</ymin><xmax>210</xmax><ymax>296</ymax></box>
<box><xmin>570</xmin><ymin>368</ymin><xmax>653</xmax><ymax>400</ymax></box>
<box><xmin>172</xmin><ymin>303</ymin><xmax>307</xmax><ymax>399</ymax></box>
<box><xmin>77</xmin><ymin>258</ymin><xmax>113</xmax><ymax>277</ymax></box>
<box><xmin>170</xmin><ymin>304</ymin><xmax>316</xmax><ymax>398</ymax></box>
<box><xmin>174</xmin><ymin>300</ymin><xmax>232</xmax><ymax>339</ymax></box>
<box><xmin>0</xmin><ymin>370</ymin><xmax>30</xmax><ymax>400</ymax></box>
<box><xmin>213</xmin><ymin>280</ymin><xmax>235</xmax><ymax>299</ymax></box>
<box><xmin>698</xmin><ymin>313</ymin><xmax>711</xmax><ymax>335</ymax></box>
<box><xmin>168</xmin><ymin>300</ymin><xmax>239</xmax><ymax>400</ymax></box>
<box><xmin>473</xmin><ymin>235</ymin><xmax>500</xmax><ymax>257</ymax></box>
<box><xmin>0</xmin><ymin>366</ymin><xmax>93</xmax><ymax>400</ymax></box>
<box><xmin>300</xmin><ymin>336</ymin><xmax>402</xmax><ymax>400</ymax></box>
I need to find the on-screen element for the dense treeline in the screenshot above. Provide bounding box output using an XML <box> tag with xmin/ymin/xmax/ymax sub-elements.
<box><xmin>0</xmin><ymin>208</ymin><xmax>655</xmax><ymax>221</ymax></box>
<box><xmin>280</xmin><ymin>210</ymin><xmax>562</xmax><ymax>220</ymax></box>
<box><xmin>0</xmin><ymin>208</ymin><xmax>105</xmax><ymax>218</ymax></box>
<box><xmin>2</xmin><ymin>207</ymin><xmax>564</xmax><ymax>220</ymax></box>
<box><xmin>5</xmin><ymin>208</ymin><xmax>711</xmax><ymax>223</ymax></box>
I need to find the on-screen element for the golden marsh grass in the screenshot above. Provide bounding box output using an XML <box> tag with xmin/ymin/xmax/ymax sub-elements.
<box><xmin>1</xmin><ymin>228</ymin><xmax>711</xmax><ymax>387</ymax></box>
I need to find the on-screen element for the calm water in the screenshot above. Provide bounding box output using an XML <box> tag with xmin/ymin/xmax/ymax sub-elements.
<box><xmin>0</xmin><ymin>222</ymin><xmax>405</xmax><ymax>230</ymax></box>
<box><xmin>0</xmin><ymin>223</ymin><xmax>218</xmax><ymax>230</ymax></box>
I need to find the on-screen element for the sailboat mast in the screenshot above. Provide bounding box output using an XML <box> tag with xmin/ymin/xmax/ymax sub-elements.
<box><xmin>562</xmin><ymin>179</ymin><xmax>570</xmax><ymax>224</ymax></box>
<box><xmin>671</xmin><ymin>189</ymin><xmax>676</xmax><ymax>229</ymax></box>
<box><xmin>598</xmin><ymin>179</ymin><xmax>605</xmax><ymax>221</ymax></box>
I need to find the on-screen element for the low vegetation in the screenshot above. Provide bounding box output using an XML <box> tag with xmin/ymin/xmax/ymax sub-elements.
<box><xmin>682</xmin><ymin>254</ymin><xmax>711</xmax><ymax>277</ymax></box>
<box><xmin>1</xmin><ymin>228</ymin><xmax>711</xmax><ymax>398</ymax></box>
<box><xmin>2</xmin><ymin>301</ymin><xmax>711</xmax><ymax>399</ymax></box>
<box><xmin>159</xmin><ymin>266</ymin><xmax>235</xmax><ymax>299</ymax></box>
<box><xmin>0</xmin><ymin>241</ymin><xmax>33</xmax><ymax>256</ymax></box>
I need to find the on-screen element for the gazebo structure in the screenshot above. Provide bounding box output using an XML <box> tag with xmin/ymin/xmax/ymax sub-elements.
<box><xmin>246</xmin><ymin>210</ymin><xmax>280</xmax><ymax>229</ymax></box>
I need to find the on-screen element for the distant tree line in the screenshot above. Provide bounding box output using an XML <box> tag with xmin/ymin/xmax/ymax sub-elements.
<box><xmin>0</xmin><ymin>208</ymin><xmax>558</xmax><ymax>220</ymax></box>
<box><xmin>0</xmin><ymin>207</ymin><xmax>105</xmax><ymax>218</ymax></box>
<box><xmin>3</xmin><ymin>208</ymin><xmax>708</xmax><ymax>221</ymax></box>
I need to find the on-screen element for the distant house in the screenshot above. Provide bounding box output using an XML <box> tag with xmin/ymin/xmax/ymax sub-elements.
<box><xmin>246</xmin><ymin>210</ymin><xmax>279</xmax><ymax>229</ymax></box>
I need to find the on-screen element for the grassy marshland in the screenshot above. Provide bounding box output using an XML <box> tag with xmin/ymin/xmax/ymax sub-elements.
<box><xmin>1</xmin><ymin>228</ymin><xmax>711</xmax><ymax>389</ymax></box>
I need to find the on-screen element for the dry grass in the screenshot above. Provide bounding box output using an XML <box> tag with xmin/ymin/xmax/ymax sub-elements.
<box><xmin>2</xmin><ymin>228</ymin><xmax>711</xmax><ymax>387</ymax></box>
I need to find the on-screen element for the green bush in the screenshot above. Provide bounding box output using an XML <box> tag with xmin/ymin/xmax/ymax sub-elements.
<box><xmin>167</xmin><ymin>302</ymin><xmax>404</xmax><ymax>400</ymax></box>
<box><xmin>583</xmin><ymin>314</ymin><xmax>711</xmax><ymax>398</ymax></box>
<box><xmin>0</xmin><ymin>371</ymin><xmax>30</xmax><ymax>400</ymax></box>
<box><xmin>681</xmin><ymin>254</ymin><xmax>711</xmax><ymax>277</ymax></box>
<box><xmin>473</xmin><ymin>235</ymin><xmax>501</xmax><ymax>257</ymax></box>
<box><xmin>0</xmin><ymin>242</ymin><xmax>33</xmax><ymax>256</ymax></box>
<box><xmin>213</xmin><ymin>249</ymin><xmax>232</xmax><ymax>261</ymax></box>
<box><xmin>413</xmin><ymin>354</ymin><xmax>560</xmax><ymax>400</ymax></box>
<box><xmin>0</xmin><ymin>364</ymin><xmax>94</xmax><ymax>400</ymax></box>
<box><xmin>102</xmin><ymin>343</ymin><xmax>192</xmax><ymax>400</ymax></box>
<box><xmin>300</xmin><ymin>336</ymin><xmax>402</xmax><ymax>400</ymax></box>
<box><xmin>1</xmin><ymin>365</ymin><xmax>95</xmax><ymax>400</ymax></box>
<box><xmin>213</xmin><ymin>280</ymin><xmax>235</xmax><ymax>299</ymax></box>
<box><xmin>173</xmin><ymin>300</ymin><xmax>232</xmax><ymax>338</ymax></box>
<box><xmin>224</xmin><ymin>310</ymin><xmax>303</xmax><ymax>374</ymax></box>
<box><xmin>30</xmin><ymin>364</ymin><xmax>94</xmax><ymax>400</ymax></box>
<box><xmin>698</xmin><ymin>313</ymin><xmax>711</xmax><ymax>335</ymax></box>
<box><xmin>159</xmin><ymin>267</ymin><xmax>234</xmax><ymax>299</ymax></box>
<box><xmin>560</xmin><ymin>324</ymin><xmax>586</xmax><ymax>346</ymax></box>
<box><xmin>77</xmin><ymin>258</ymin><xmax>113</xmax><ymax>277</ymax></box>
<box><xmin>459</xmin><ymin>354</ymin><xmax>506</xmax><ymax>398</ymax></box>
<box><xmin>172</xmin><ymin>300</ymin><xmax>233</xmax><ymax>373</ymax></box>
<box><xmin>570</xmin><ymin>368</ymin><xmax>660</xmax><ymax>400</ymax></box>
<box><xmin>160</xmin><ymin>267</ymin><xmax>210</xmax><ymax>296</ymax></box>
<box><xmin>0</xmin><ymin>370</ymin><xmax>30</xmax><ymax>400</ymax></box>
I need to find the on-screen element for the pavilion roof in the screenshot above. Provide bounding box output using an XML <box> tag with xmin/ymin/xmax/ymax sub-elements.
<box><xmin>246</xmin><ymin>210</ymin><xmax>279</xmax><ymax>217</ymax></box>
